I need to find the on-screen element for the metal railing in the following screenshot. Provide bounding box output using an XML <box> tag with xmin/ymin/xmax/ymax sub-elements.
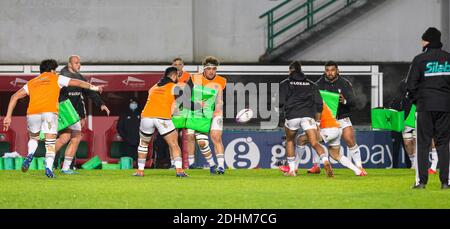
<box><xmin>259</xmin><ymin>0</ymin><xmax>358</xmax><ymax>51</ymax></box>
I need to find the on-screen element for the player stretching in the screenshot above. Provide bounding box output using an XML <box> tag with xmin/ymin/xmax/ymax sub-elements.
<box><xmin>2</xmin><ymin>59</ymin><xmax>102</xmax><ymax>178</ymax></box>
<box><xmin>279</xmin><ymin>61</ymin><xmax>333</xmax><ymax>177</ymax></box>
<box><xmin>309</xmin><ymin>61</ymin><xmax>366</xmax><ymax>174</ymax></box>
<box><xmin>134</xmin><ymin>67</ymin><xmax>187</xmax><ymax>177</ymax></box>
<box><xmin>184</xmin><ymin>56</ymin><xmax>227</xmax><ymax>174</ymax></box>
<box><xmin>280</xmin><ymin>103</ymin><xmax>367</xmax><ymax>176</ymax></box>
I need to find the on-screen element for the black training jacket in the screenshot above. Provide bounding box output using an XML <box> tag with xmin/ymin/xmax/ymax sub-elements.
<box><xmin>406</xmin><ymin>47</ymin><xmax>450</xmax><ymax>112</ymax></box>
<box><xmin>279</xmin><ymin>72</ymin><xmax>323</xmax><ymax>120</ymax></box>
<box><xmin>59</xmin><ymin>66</ymin><xmax>104</xmax><ymax>119</ymax></box>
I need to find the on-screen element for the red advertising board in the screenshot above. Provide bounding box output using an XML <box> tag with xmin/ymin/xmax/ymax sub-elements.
<box><xmin>0</xmin><ymin>73</ymin><xmax>163</xmax><ymax>91</ymax></box>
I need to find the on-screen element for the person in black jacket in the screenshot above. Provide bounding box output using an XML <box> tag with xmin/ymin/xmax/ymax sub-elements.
<box><xmin>311</xmin><ymin>61</ymin><xmax>366</xmax><ymax>174</ymax></box>
<box><xmin>117</xmin><ymin>98</ymin><xmax>141</xmax><ymax>161</ymax></box>
<box><xmin>407</xmin><ymin>27</ymin><xmax>450</xmax><ymax>189</ymax></box>
<box><xmin>388</xmin><ymin>79</ymin><xmax>415</xmax><ymax>168</ymax></box>
<box><xmin>279</xmin><ymin>61</ymin><xmax>333</xmax><ymax>177</ymax></box>
<box><xmin>54</xmin><ymin>55</ymin><xmax>110</xmax><ymax>174</ymax></box>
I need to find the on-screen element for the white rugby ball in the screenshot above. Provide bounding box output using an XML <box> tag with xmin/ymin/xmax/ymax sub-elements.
<box><xmin>236</xmin><ymin>108</ymin><xmax>253</xmax><ymax>123</ymax></box>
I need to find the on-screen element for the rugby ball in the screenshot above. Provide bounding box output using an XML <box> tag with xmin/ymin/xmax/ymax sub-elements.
<box><xmin>236</xmin><ymin>108</ymin><xmax>253</xmax><ymax>123</ymax></box>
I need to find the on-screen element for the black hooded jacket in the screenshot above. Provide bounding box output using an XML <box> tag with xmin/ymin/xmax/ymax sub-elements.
<box><xmin>406</xmin><ymin>45</ymin><xmax>450</xmax><ymax>112</ymax></box>
<box><xmin>279</xmin><ymin>71</ymin><xmax>323</xmax><ymax>120</ymax></box>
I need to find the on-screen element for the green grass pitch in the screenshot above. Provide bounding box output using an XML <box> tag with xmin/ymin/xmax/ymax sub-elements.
<box><xmin>1</xmin><ymin>169</ymin><xmax>449</xmax><ymax>209</ymax></box>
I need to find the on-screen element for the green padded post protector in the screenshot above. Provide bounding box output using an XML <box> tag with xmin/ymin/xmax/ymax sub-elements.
<box><xmin>120</xmin><ymin>157</ymin><xmax>133</xmax><ymax>169</ymax></box>
<box><xmin>36</xmin><ymin>157</ymin><xmax>46</xmax><ymax>170</ymax></box>
<box><xmin>319</xmin><ymin>90</ymin><xmax>339</xmax><ymax>118</ymax></box>
<box><xmin>0</xmin><ymin>158</ymin><xmax>4</xmax><ymax>170</ymax></box>
<box><xmin>81</xmin><ymin>155</ymin><xmax>102</xmax><ymax>170</ymax></box>
<box><xmin>14</xmin><ymin>157</ymin><xmax>24</xmax><ymax>171</ymax></box>
<box><xmin>40</xmin><ymin>99</ymin><xmax>80</xmax><ymax>140</ymax></box>
<box><xmin>404</xmin><ymin>104</ymin><xmax>416</xmax><ymax>128</ymax></box>
<box><xmin>102</xmin><ymin>163</ymin><xmax>121</xmax><ymax>170</ymax></box>
<box><xmin>4</xmin><ymin>158</ymin><xmax>15</xmax><ymax>170</ymax></box>
<box><xmin>371</xmin><ymin>108</ymin><xmax>405</xmax><ymax>132</ymax></box>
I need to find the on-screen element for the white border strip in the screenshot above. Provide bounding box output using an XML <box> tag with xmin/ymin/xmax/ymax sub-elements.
<box><xmin>0</xmin><ymin>65</ymin><xmax>375</xmax><ymax>73</ymax></box>
<box><xmin>0</xmin><ymin>65</ymin><xmax>24</xmax><ymax>72</ymax></box>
